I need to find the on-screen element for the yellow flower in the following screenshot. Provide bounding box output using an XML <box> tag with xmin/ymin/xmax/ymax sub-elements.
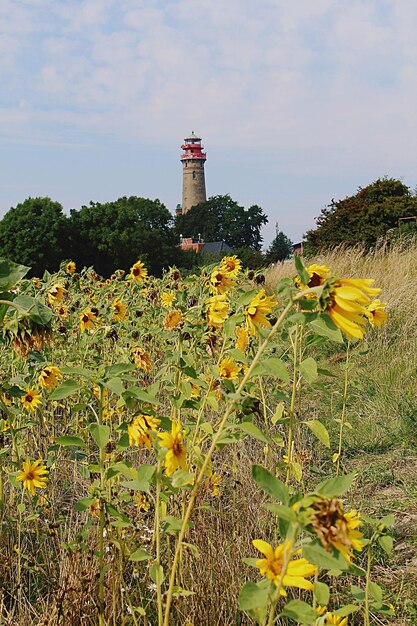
<box><xmin>88</xmin><ymin>498</ymin><xmax>101</xmax><ymax>518</ymax></box>
<box><xmin>128</xmin><ymin>414</ymin><xmax>161</xmax><ymax>449</ymax></box>
<box><xmin>296</xmin><ymin>264</ymin><xmax>330</xmax><ymax>289</ymax></box>
<box><xmin>112</xmin><ymin>298</ymin><xmax>127</xmax><ymax>321</ymax></box>
<box><xmin>322</xmin><ymin>278</ymin><xmax>380</xmax><ymax>340</ymax></box>
<box><xmin>310</xmin><ymin>498</ymin><xmax>364</xmax><ymax>563</ymax></box>
<box><xmin>161</xmin><ymin>292</ymin><xmax>175</xmax><ymax>308</ymax></box>
<box><xmin>47</xmin><ymin>284</ymin><xmax>66</xmax><ymax>305</ymax></box>
<box><xmin>131</xmin><ymin>346</ymin><xmax>152</xmax><ymax>371</ymax></box>
<box><xmin>220</xmin><ymin>255</ymin><xmax>242</xmax><ymax>277</ymax></box>
<box><xmin>38</xmin><ymin>365</ymin><xmax>63</xmax><ymax>390</ymax></box>
<box><xmin>57</xmin><ymin>305</ymin><xmax>69</xmax><ymax>319</ymax></box>
<box><xmin>135</xmin><ymin>493</ymin><xmax>150</xmax><ymax>512</ymax></box>
<box><xmin>66</xmin><ymin>261</ymin><xmax>76</xmax><ymax>275</ymax></box>
<box><xmin>79</xmin><ymin>309</ymin><xmax>99</xmax><ymax>332</ymax></box>
<box><xmin>157</xmin><ymin>420</ymin><xmax>187</xmax><ymax>476</ymax></box>
<box><xmin>253</xmin><ymin>539</ymin><xmax>316</xmax><ymax>595</ymax></box>
<box><xmin>20</xmin><ymin>388</ymin><xmax>42</xmax><ymax>412</ymax></box>
<box><xmin>130</xmin><ymin>260</ymin><xmax>148</xmax><ymax>282</ymax></box>
<box><xmin>207</xmin><ymin>294</ymin><xmax>230</xmax><ymax>328</ymax></box>
<box><xmin>210</xmin><ymin>267</ymin><xmax>236</xmax><ymax>294</ymax></box>
<box><xmin>16</xmin><ymin>459</ymin><xmax>48</xmax><ymax>496</ymax></box>
<box><xmin>366</xmin><ymin>299</ymin><xmax>387</xmax><ymax>328</ymax></box>
<box><xmin>208</xmin><ymin>471</ymin><xmax>222</xmax><ymax>497</ymax></box>
<box><xmin>325</xmin><ymin>614</ymin><xmax>348</xmax><ymax>626</ymax></box>
<box><xmin>235</xmin><ymin>324</ymin><xmax>250</xmax><ymax>352</ymax></box>
<box><xmin>244</xmin><ymin>289</ymin><xmax>277</xmax><ymax>335</ymax></box>
<box><xmin>32</xmin><ymin>277</ymin><xmax>41</xmax><ymax>288</ymax></box>
<box><xmin>219</xmin><ymin>357</ymin><xmax>241</xmax><ymax>380</ymax></box>
<box><xmin>163</xmin><ymin>310</ymin><xmax>184</xmax><ymax>331</ymax></box>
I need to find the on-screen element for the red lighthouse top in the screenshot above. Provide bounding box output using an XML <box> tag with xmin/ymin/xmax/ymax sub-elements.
<box><xmin>180</xmin><ymin>131</ymin><xmax>206</xmax><ymax>162</ymax></box>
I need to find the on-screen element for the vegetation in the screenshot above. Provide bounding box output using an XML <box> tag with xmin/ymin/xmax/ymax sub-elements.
<box><xmin>265</xmin><ymin>230</ymin><xmax>293</xmax><ymax>264</ymax></box>
<box><xmin>0</xmin><ymin>242</ymin><xmax>415</xmax><ymax>625</ymax></box>
<box><xmin>304</xmin><ymin>178</ymin><xmax>417</xmax><ymax>254</ymax></box>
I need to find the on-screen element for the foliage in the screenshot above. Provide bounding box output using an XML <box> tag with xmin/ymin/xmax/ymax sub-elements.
<box><xmin>265</xmin><ymin>230</ymin><xmax>293</xmax><ymax>264</ymax></box>
<box><xmin>304</xmin><ymin>178</ymin><xmax>417</xmax><ymax>254</ymax></box>
<box><xmin>0</xmin><ymin>197</ymin><xmax>68</xmax><ymax>276</ymax></box>
<box><xmin>175</xmin><ymin>194</ymin><xmax>268</xmax><ymax>250</ymax></box>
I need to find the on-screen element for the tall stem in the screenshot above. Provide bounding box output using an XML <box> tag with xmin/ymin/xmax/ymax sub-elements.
<box><xmin>154</xmin><ymin>463</ymin><xmax>164</xmax><ymax>626</ymax></box>
<box><xmin>336</xmin><ymin>342</ymin><xmax>350</xmax><ymax>476</ymax></box>
<box><xmin>286</xmin><ymin>323</ymin><xmax>300</xmax><ymax>485</ymax></box>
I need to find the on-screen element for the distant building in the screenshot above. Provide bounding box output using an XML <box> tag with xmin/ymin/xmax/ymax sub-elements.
<box><xmin>293</xmin><ymin>242</ymin><xmax>304</xmax><ymax>256</ymax></box>
<box><xmin>179</xmin><ymin>235</ymin><xmax>232</xmax><ymax>255</ymax></box>
<box><xmin>177</xmin><ymin>132</ymin><xmax>207</xmax><ymax>215</ymax></box>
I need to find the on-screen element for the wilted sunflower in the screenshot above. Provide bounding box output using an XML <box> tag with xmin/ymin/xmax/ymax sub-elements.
<box><xmin>244</xmin><ymin>289</ymin><xmax>278</xmax><ymax>335</ymax></box>
<box><xmin>252</xmin><ymin>539</ymin><xmax>316</xmax><ymax>595</ymax></box>
<box><xmin>79</xmin><ymin>309</ymin><xmax>99</xmax><ymax>332</ymax></box>
<box><xmin>17</xmin><ymin>459</ymin><xmax>48</xmax><ymax>496</ymax></box>
<box><xmin>88</xmin><ymin>498</ymin><xmax>101</xmax><ymax>518</ymax></box>
<box><xmin>66</xmin><ymin>261</ymin><xmax>76</xmax><ymax>275</ymax></box>
<box><xmin>161</xmin><ymin>292</ymin><xmax>175</xmax><ymax>308</ymax></box>
<box><xmin>135</xmin><ymin>493</ymin><xmax>150</xmax><ymax>512</ymax></box>
<box><xmin>20</xmin><ymin>388</ymin><xmax>42</xmax><ymax>412</ymax></box>
<box><xmin>235</xmin><ymin>325</ymin><xmax>250</xmax><ymax>352</ymax></box>
<box><xmin>220</xmin><ymin>255</ymin><xmax>242</xmax><ymax>277</ymax></box>
<box><xmin>128</xmin><ymin>414</ymin><xmax>161</xmax><ymax>449</ymax></box>
<box><xmin>129</xmin><ymin>260</ymin><xmax>148</xmax><ymax>282</ymax></box>
<box><xmin>131</xmin><ymin>346</ymin><xmax>152</xmax><ymax>371</ymax></box>
<box><xmin>210</xmin><ymin>267</ymin><xmax>236</xmax><ymax>295</ymax></box>
<box><xmin>112</xmin><ymin>298</ymin><xmax>127</xmax><ymax>321</ymax></box>
<box><xmin>163</xmin><ymin>310</ymin><xmax>184</xmax><ymax>331</ymax></box>
<box><xmin>47</xmin><ymin>284</ymin><xmax>66</xmax><ymax>305</ymax></box>
<box><xmin>320</xmin><ymin>278</ymin><xmax>380</xmax><ymax>340</ymax></box>
<box><xmin>309</xmin><ymin>497</ymin><xmax>364</xmax><ymax>563</ymax></box>
<box><xmin>366</xmin><ymin>299</ymin><xmax>387</xmax><ymax>328</ymax></box>
<box><xmin>157</xmin><ymin>420</ymin><xmax>187</xmax><ymax>476</ymax></box>
<box><xmin>39</xmin><ymin>365</ymin><xmax>63</xmax><ymax>390</ymax></box>
<box><xmin>207</xmin><ymin>294</ymin><xmax>230</xmax><ymax>328</ymax></box>
<box><xmin>207</xmin><ymin>471</ymin><xmax>222</xmax><ymax>497</ymax></box>
<box><xmin>219</xmin><ymin>357</ymin><xmax>241</xmax><ymax>380</ymax></box>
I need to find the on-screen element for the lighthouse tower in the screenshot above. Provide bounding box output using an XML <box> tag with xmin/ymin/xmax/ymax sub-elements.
<box><xmin>179</xmin><ymin>131</ymin><xmax>207</xmax><ymax>214</ymax></box>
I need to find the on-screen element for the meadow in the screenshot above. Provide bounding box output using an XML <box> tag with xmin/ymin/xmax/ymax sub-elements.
<box><xmin>0</xmin><ymin>242</ymin><xmax>415</xmax><ymax>626</ymax></box>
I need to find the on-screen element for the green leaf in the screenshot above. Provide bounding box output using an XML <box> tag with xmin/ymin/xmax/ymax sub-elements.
<box><xmin>236</xmin><ymin>289</ymin><xmax>258</xmax><ymax>309</ymax></box>
<box><xmin>378</xmin><ymin>535</ymin><xmax>393</xmax><ymax>554</ymax></box>
<box><xmin>171</xmin><ymin>470</ymin><xmax>195</xmax><ymax>488</ymax></box>
<box><xmin>129</xmin><ymin>549</ymin><xmax>151</xmax><ymax>562</ymax></box>
<box><xmin>294</xmin><ymin>255</ymin><xmax>310</xmax><ymax>286</ymax></box>
<box><xmin>149</xmin><ymin>562</ymin><xmax>164</xmax><ymax>585</ymax></box>
<box><xmin>282</xmin><ymin>599</ymin><xmax>317</xmax><ymax>624</ymax></box>
<box><xmin>263</xmin><ymin>503</ymin><xmax>297</xmax><ymax>522</ymax></box>
<box><xmin>0</xmin><ymin>259</ymin><xmax>29</xmax><ymax>290</ymax></box>
<box><xmin>61</xmin><ymin>366</ymin><xmax>96</xmax><ymax>379</ymax></box>
<box><xmin>304</xmin><ymin>420</ymin><xmax>330</xmax><ymax>448</ymax></box>
<box><xmin>315</xmin><ymin>473</ymin><xmax>355</xmax><ymax>497</ymax></box>
<box><xmin>236</xmin><ymin>422</ymin><xmax>270</xmax><ymax>444</ymax></box>
<box><xmin>369</xmin><ymin>581</ymin><xmax>383</xmax><ymax>602</ymax></box>
<box><xmin>252</xmin><ymin>465</ymin><xmax>289</xmax><ymax>503</ymax></box>
<box><xmin>13</xmin><ymin>295</ymin><xmax>53</xmax><ymax>325</ymax></box>
<box><xmin>299</xmin><ymin>357</ymin><xmax>318</xmax><ymax>383</ymax></box>
<box><xmin>74</xmin><ymin>497</ymin><xmax>96</xmax><ymax>512</ymax></box>
<box><xmin>104</xmin><ymin>377</ymin><xmax>124</xmax><ymax>396</ymax></box>
<box><xmin>238</xmin><ymin>581</ymin><xmax>270</xmax><ymax>612</ymax></box>
<box><xmin>55</xmin><ymin>435</ymin><xmax>85</xmax><ymax>448</ymax></box>
<box><xmin>302</xmin><ymin>544</ymin><xmax>347</xmax><ymax>571</ymax></box>
<box><xmin>310</xmin><ymin>315</ymin><xmax>344</xmax><ymax>343</ymax></box>
<box><xmin>123</xmin><ymin>386</ymin><xmax>161</xmax><ymax>405</ymax></box>
<box><xmin>334</xmin><ymin>605</ymin><xmax>360</xmax><ymax>618</ymax></box>
<box><xmin>50</xmin><ymin>380</ymin><xmax>81</xmax><ymax>400</ymax></box>
<box><xmin>314</xmin><ymin>581</ymin><xmax>330</xmax><ymax>606</ymax></box>
<box><xmin>262</xmin><ymin>358</ymin><xmax>290</xmax><ymax>382</ymax></box>
<box><xmin>104</xmin><ymin>363</ymin><xmax>136</xmax><ymax>378</ymax></box>
<box><xmin>90</xmin><ymin>423</ymin><xmax>110</xmax><ymax>450</ymax></box>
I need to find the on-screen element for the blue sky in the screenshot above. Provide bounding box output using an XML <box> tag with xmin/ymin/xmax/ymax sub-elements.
<box><xmin>1</xmin><ymin>0</ymin><xmax>417</xmax><ymax>247</ymax></box>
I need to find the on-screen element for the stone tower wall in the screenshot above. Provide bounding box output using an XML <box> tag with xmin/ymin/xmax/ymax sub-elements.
<box><xmin>182</xmin><ymin>160</ymin><xmax>206</xmax><ymax>214</ymax></box>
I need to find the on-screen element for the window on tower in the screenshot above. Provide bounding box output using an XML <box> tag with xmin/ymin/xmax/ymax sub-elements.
<box><xmin>192</xmin><ymin>171</ymin><xmax>196</xmax><ymax>179</ymax></box>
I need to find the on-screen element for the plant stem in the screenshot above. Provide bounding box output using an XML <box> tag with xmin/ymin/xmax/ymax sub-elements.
<box><xmin>286</xmin><ymin>323</ymin><xmax>300</xmax><ymax>485</ymax></box>
<box><xmin>336</xmin><ymin>342</ymin><xmax>350</xmax><ymax>476</ymax></box>
<box><xmin>154</xmin><ymin>463</ymin><xmax>164</xmax><ymax>626</ymax></box>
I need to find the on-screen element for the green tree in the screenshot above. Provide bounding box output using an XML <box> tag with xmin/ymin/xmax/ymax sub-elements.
<box><xmin>265</xmin><ymin>230</ymin><xmax>293</xmax><ymax>264</ymax></box>
<box><xmin>68</xmin><ymin>196</ymin><xmax>182</xmax><ymax>276</ymax></box>
<box><xmin>0</xmin><ymin>197</ymin><xmax>68</xmax><ymax>276</ymax></box>
<box><xmin>305</xmin><ymin>178</ymin><xmax>417</xmax><ymax>253</ymax></box>
<box><xmin>175</xmin><ymin>194</ymin><xmax>268</xmax><ymax>250</ymax></box>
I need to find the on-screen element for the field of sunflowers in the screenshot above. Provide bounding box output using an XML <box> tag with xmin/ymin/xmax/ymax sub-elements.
<box><xmin>0</xmin><ymin>246</ymin><xmax>416</xmax><ymax>626</ymax></box>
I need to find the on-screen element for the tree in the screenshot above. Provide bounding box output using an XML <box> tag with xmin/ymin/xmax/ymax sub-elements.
<box><xmin>0</xmin><ymin>197</ymin><xmax>68</xmax><ymax>276</ymax></box>
<box><xmin>175</xmin><ymin>194</ymin><xmax>268</xmax><ymax>250</ymax></box>
<box><xmin>68</xmin><ymin>196</ymin><xmax>182</xmax><ymax>276</ymax></box>
<box><xmin>265</xmin><ymin>231</ymin><xmax>293</xmax><ymax>264</ymax></box>
<box><xmin>305</xmin><ymin>178</ymin><xmax>417</xmax><ymax>254</ymax></box>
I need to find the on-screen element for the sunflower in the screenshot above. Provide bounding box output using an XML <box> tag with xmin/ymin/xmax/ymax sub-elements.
<box><xmin>157</xmin><ymin>420</ymin><xmax>187</xmax><ymax>476</ymax></box>
<box><xmin>135</xmin><ymin>493</ymin><xmax>150</xmax><ymax>512</ymax></box>
<box><xmin>47</xmin><ymin>284</ymin><xmax>66</xmax><ymax>305</ymax></box>
<box><xmin>309</xmin><ymin>497</ymin><xmax>364</xmax><ymax>563</ymax></box>
<box><xmin>161</xmin><ymin>292</ymin><xmax>175</xmax><ymax>308</ymax></box>
<box><xmin>235</xmin><ymin>325</ymin><xmax>250</xmax><ymax>352</ymax></box>
<box><xmin>131</xmin><ymin>346</ymin><xmax>152</xmax><ymax>371</ymax></box>
<box><xmin>112</xmin><ymin>298</ymin><xmax>127</xmax><ymax>321</ymax></box>
<box><xmin>79</xmin><ymin>309</ymin><xmax>99</xmax><ymax>332</ymax></box>
<box><xmin>57</xmin><ymin>305</ymin><xmax>69</xmax><ymax>319</ymax></box>
<box><xmin>220</xmin><ymin>255</ymin><xmax>242</xmax><ymax>277</ymax></box>
<box><xmin>128</xmin><ymin>414</ymin><xmax>161</xmax><ymax>449</ymax></box>
<box><xmin>324</xmin><ymin>614</ymin><xmax>348</xmax><ymax>626</ymax></box>
<box><xmin>207</xmin><ymin>294</ymin><xmax>230</xmax><ymax>328</ymax></box>
<box><xmin>88</xmin><ymin>499</ymin><xmax>101</xmax><ymax>518</ymax></box>
<box><xmin>32</xmin><ymin>277</ymin><xmax>41</xmax><ymax>288</ymax></box>
<box><xmin>244</xmin><ymin>289</ymin><xmax>278</xmax><ymax>335</ymax></box>
<box><xmin>163</xmin><ymin>310</ymin><xmax>184</xmax><ymax>331</ymax></box>
<box><xmin>38</xmin><ymin>365</ymin><xmax>63</xmax><ymax>390</ymax></box>
<box><xmin>253</xmin><ymin>539</ymin><xmax>316</xmax><ymax>595</ymax></box>
<box><xmin>219</xmin><ymin>357</ymin><xmax>241</xmax><ymax>380</ymax></box>
<box><xmin>295</xmin><ymin>264</ymin><xmax>330</xmax><ymax>289</ymax></box>
<box><xmin>366</xmin><ymin>299</ymin><xmax>387</xmax><ymax>328</ymax></box>
<box><xmin>210</xmin><ymin>267</ymin><xmax>236</xmax><ymax>295</ymax></box>
<box><xmin>66</xmin><ymin>261</ymin><xmax>76</xmax><ymax>275</ymax></box>
<box><xmin>320</xmin><ymin>278</ymin><xmax>380</xmax><ymax>340</ymax></box>
<box><xmin>20</xmin><ymin>388</ymin><xmax>42</xmax><ymax>412</ymax></box>
<box><xmin>16</xmin><ymin>459</ymin><xmax>48</xmax><ymax>496</ymax></box>
<box><xmin>208</xmin><ymin>471</ymin><xmax>222</xmax><ymax>497</ymax></box>
<box><xmin>129</xmin><ymin>260</ymin><xmax>148</xmax><ymax>282</ymax></box>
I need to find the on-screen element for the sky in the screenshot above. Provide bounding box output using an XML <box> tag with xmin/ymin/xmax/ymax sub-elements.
<box><xmin>1</xmin><ymin>0</ymin><xmax>417</xmax><ymax>248</ymax></box>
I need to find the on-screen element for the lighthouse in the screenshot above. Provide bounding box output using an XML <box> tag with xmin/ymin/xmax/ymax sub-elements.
<box><xmin>179</xmin><ymin>131</ymin><xmax>207</xmax><ymax>214</ymax></box>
